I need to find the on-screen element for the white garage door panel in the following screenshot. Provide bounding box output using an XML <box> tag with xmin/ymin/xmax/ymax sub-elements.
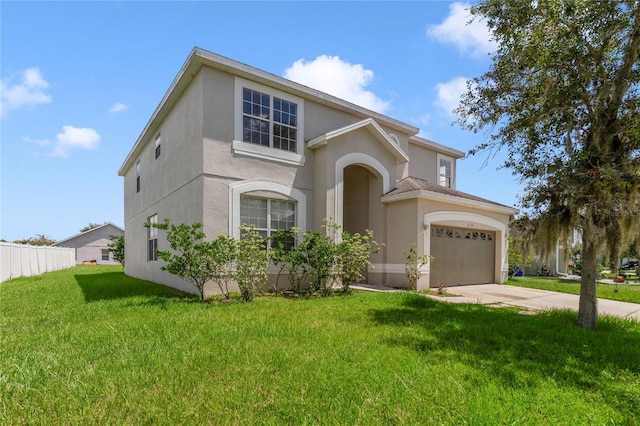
<box><xmin>430</xmin><ymin>226</ymin><xmax>495</xmax><ymax>286</ymax></box>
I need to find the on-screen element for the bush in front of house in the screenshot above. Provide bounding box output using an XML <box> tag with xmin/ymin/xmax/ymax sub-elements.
<box><xmin>271</xmin><ymin>218</ymin><xmax>380</xmax><ymax>296</ymax></box>
<box><xmin>150</xmin><ymin>218</ymin><xmax>380</xmax><ymax>301</ymax></box>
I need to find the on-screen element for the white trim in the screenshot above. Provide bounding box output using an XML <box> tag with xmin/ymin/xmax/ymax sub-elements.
<box><xmin>231</xmin><ymin>140</ymin><xmax>305</xmax><ymax>166</ymax></box>
<box><xmin>437</xmin><ymin>153</ymin><xmax>455</xmax><ymax>189</ymax></box>
<box><xmin>334</xmin><ymin>152</ymin><xmax>391</xmax><ymax>231</ymax></box>
<box><xmin>228</xmin><ymin>179</ymin><xmax>306</xmax><ymax>238</ymax></box>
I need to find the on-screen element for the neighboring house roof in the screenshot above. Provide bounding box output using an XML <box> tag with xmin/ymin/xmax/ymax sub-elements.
<box><xmin>307</xmin><ymin>118</ymin><xmax>410</xmax><ymax>163</ymax></box>
<box><xmin>118</xmin><ymin>47</ymin><xmax>420</xmax><ymax>176</ymax></box>
<box><xmin>381</xmin><ymin>177</ymin><xmax>519</xmax><ymax>215</ymax></box>
<box><xmin>53</xmin><ymin>222</ymin><xmax>124</xmax><ymax>247</ymax></box>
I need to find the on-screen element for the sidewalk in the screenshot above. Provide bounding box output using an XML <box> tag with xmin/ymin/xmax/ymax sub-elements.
<box><xmin>426</xmin><ymin>283</ymin><xmax>640</xmax><ymax>321</ymax></box>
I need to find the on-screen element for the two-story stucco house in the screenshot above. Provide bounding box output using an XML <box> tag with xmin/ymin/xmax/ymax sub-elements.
<box><xmin>118</xmin><ymin>47</ymin><xmax>517</xmax><ymax>296</ymax></box>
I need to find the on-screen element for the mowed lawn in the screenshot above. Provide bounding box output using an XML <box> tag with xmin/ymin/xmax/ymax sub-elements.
<box><xmin>2</xmin><ymin>266</ymin><xmax>640</xmax><ymax>425</ymax></box>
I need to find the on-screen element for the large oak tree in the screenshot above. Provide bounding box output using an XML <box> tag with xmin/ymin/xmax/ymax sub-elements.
<box><xmin>457</xmin><ymin>0</ymin><xmax>640</xmax><ymax>329</ymax></box>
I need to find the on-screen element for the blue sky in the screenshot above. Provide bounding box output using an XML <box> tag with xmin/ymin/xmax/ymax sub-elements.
<box><xmin>1</xmin><ymin>1</ymin><xmax>521</xmax><ymax>242</ymax></box>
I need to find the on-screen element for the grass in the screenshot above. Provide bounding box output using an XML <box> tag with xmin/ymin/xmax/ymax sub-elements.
<box><xmin>507</xmin><ymin>275</ymin><xmax>640</xmax><ymax>304</ymax></box>
<box><xmin>1</xmin><ymin>266</ymin><xmax>640</xmax><ymax>425</ymax></box>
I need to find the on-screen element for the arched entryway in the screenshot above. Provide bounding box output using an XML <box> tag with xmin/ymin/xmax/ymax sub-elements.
<box><xmin>343</xmin><ymin>165</ymin><xmax>374</xmax><ymax>235</ymax></box>
<box><xmin>340</xmin><ymin>162</ymin><xmax>386</xmax><ymax>283</ymax></box>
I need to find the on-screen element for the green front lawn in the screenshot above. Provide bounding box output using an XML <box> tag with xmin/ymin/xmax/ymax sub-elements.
<box><xmin>2</xmin><ymin>266</ymin><xmax>640</xmax><ymax>424</ymax></box>
<box><xmin>508</xmin><ymin>276</ymin><xmax>640</xmax><ymax>304</ymax></box>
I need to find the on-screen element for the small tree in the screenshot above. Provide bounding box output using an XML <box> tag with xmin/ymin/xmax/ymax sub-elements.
<box><xmin>334</xmin><ymin>229</ymin><xmax>380</xmax><ymax>293</ymax></box>
<box><xmin>270</xmin><ymin>227</ymin><xmax>313</xmax><ymax>294</ymax></box>
<box><xmin>235</xmin><ymin>225</ymin><xmax>268</xmax><ymax>302</ymax></box>
<box><xmin>507</xmin><ymin>231</ymin><xmax>535</xmax><ymax>278</ymax></box>
<box><xmin>208</xmin><ymin>235</ymin><xmax>238</xmax><ymax>299</ymax></box>
<box><xmin>148</xmin><ymin>219</ymin><xmax>216</xmax><ymax>301</ymax></box>
<box><xmin>107</xmin><ymin>235</ymin><xmax>125</xmax><ymax>267</ymax></box>
<box><xmin>404</xmin><ymin>243</ymin><xmax>433</xmax><ymax>290</ymax></box>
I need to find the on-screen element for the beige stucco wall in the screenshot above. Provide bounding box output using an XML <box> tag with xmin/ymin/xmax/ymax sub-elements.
<box><xmin>407</xmin><ymin>142</ymin><xmax>439</xmax><ymax>183</ymax></box>
<box><xmin>123</xmin><ymin>70</ymin><xmax>205</xmax><ymax>284</ymax></box>
<box><xmin>125</xmin><ymin>176</ymin><xmax>205</xmax><ymax>292</ymax></box>
<box><xmin>374</xmin><ymin>198</ymin><xmax>420</xmax><ymax>287</ymax></box>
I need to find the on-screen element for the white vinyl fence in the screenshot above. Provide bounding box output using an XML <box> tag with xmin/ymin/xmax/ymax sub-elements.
<box><xmin>0</xmin><ymin>242</ymin><xmax>75</xmax><ymax>283</ymax></box>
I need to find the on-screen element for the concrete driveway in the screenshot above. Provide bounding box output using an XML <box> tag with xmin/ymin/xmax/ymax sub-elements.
<box><xmin>429</xmin><ymin>283</ymin><xmax>640</xmax><ymax>321</ymax></box>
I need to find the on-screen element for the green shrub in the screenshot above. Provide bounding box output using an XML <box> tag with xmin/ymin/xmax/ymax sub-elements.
<box><xmin>235</xmin><ymin>225</ymin><xmax>268</xmax><ymax>302</ymax></box>
<box><xmin>404</xmin><ymin>243</ymin><xmax>433</xmax><ymax>290</ymax></box>
<box><xmin>272</xmin><ymin>219</ymin><xmax>380</xmax><ymax>296</ymax></box>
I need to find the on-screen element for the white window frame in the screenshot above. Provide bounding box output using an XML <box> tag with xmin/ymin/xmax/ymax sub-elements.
<box><xmin>229</xmin><ymin>179</ymin><xmax>306</xmax><ymax>239</ymax></box>
<box><xmin>135</xmin><ymin>160</ymin><xmax>141</xmax><ymax>193</ymax></box>
<box><xmin>154</xmin><ymin>132</ymin><xmax>161</xmax><ymax>159</ymax></box>
<box><xmin>101</xmin><ymin>249</ymin><xmax>110</xmax><ymax>261</ymax></box>
<box><xmin>147</xmin><ymin>214</ymin><xmax>158</xmax><ymax>262</ymax></box>
<box><xmin>233</xmin><ymin>77</ymin><xmax>305</xmax><ymax>166</ymax></box>
<box><xmin>437</xmin><ymin>153</ymin><xmax>454</xmax><ymax>189</ymax></box>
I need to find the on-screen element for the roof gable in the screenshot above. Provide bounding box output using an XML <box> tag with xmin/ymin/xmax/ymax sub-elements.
<box><xmin>307</xmin><ymin>118</ymin><xmax>410</xmax><ymax>163</ymax></box>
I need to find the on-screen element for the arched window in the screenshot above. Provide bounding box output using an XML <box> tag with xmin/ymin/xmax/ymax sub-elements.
<box><xmin>229</xmin><ymin>179</ymin><xmax>306</xmax><ymax>240</ymax></box>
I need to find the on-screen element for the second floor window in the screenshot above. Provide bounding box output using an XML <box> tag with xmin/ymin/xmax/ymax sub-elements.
<box><xmin>136</xmin><ymin>161</ymin><xmax>141</xmax><ymax>193</ymax></box>
<box><xmin>242</xmin><ymin>88</ymin><xmax>298</xmax><ymax>153</ymax></box>
<box><xmin>438</xmin><ymin>157</ymin><xmax>452</xmax><ymax>188</ymax></box>
<box><xmin>155</xmin><ymin>132</ymin><xmax>161</xmax><ymax>159</ymax></box>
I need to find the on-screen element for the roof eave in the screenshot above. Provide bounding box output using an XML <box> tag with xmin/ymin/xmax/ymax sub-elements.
<box><xmin>381</xmin><ymin>189</ymin><xmax>519</xmax><ymax>215</ymax></box>
<box><xmin>409</xmin><ymin>135</ymin><xmax>465</xmax><ymax>159</ymax></box>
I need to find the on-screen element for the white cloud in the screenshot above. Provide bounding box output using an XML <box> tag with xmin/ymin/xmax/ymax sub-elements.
<box><xmin>434</xmin><ymin>76</ymin><xmax>470</xmax><ymax>116</ymax></box>
<box><xmin>108</xmin><ymin>102</ymin><xmax>128</xmax><ymax>113</ymax></box>
<box><xmin>427</xmin><ymin>2</ymin><xmax>496</xmax><ymax>58</ymax></box>
<box><xmin>0</xmin><ymin>67</ymin><xmax>52</xmax><ymax>117</ymax></box>
<box><xmin>52</xmin><ymin>126</ymin><xmax>101</xmax><ymax>157</ymax></box>
<box><xmin>283</xmin><ymin>55</ymin><xmax>390</xmax><ymax>113</ymax></box>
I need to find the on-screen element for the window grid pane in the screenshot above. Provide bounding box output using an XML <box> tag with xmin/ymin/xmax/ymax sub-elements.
<box><xmin>241</xmin><ymin>89</ymin><xmax>298</xmax><ymax>152</ymax></box>
<box><xmin>439</xmin><ymin>159</ymin><xmax>452</xmax><ymax>188</ymax></box>
<box><xmin>240</xmin><ymin>196</ymin><xmax>296</xmax><ymax>249</ymax></box>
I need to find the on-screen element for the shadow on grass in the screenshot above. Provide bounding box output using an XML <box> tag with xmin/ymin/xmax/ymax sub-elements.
<box><xmin>75</xmin><ymin>272</ymin><xmax>197</xmax><ymax>303</ymax></box>
<box><xmin>369</xmin><ymin>294</ymin><xmax>640</xmax><ymax>407</ymax></box>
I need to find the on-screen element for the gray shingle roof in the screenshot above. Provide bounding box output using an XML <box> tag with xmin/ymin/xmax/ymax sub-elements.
<box><xmin>384</xmin><ymin>176</ymin><xmax>513</xmax><ymax>209</ymax></box>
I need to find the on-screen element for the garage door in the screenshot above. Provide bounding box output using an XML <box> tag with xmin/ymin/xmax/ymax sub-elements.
<box><xmin>429</xmin><ymin>226</ymin><xmax>495</xmax><ymax>287</ymax></box>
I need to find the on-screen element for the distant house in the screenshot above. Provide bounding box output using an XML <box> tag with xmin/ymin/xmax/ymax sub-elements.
<box><xmin>54</xmin><ymin>223</ymin><xmax>124</xmax><ymax>265</ymax></box>
<box><xmin>118</xmin><ymin>47</ymin><xmax>517</xmax><ymax>295</ymax></box>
